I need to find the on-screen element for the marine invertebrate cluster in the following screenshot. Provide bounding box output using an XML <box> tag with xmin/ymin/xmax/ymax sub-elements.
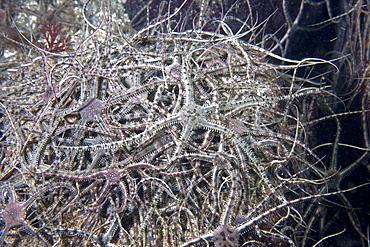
<box><xmin>0</xmin><ymin>0</ymin><xmax>368</xmax><ymax>246</ymax></box>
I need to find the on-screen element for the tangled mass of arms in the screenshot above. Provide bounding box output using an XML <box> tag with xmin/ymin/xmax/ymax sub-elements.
<box><xmin>0</xmin><ymin>0</ymin><xmax>369</xmax><ymax>246</ymax></box>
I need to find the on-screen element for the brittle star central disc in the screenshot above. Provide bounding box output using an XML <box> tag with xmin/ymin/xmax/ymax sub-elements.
<box><xmin>180</xmin><ymin>103</ymin><xmax>207</xmax><ymax>128</ymax></box>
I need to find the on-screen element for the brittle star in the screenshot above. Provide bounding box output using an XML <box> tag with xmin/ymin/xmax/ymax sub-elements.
<box><xmin>0</xmin><ymin>183</ymin><xmax>75</xmax><ymax>246</ymax></box>
<box><xmin>56</xmin><ymin>55</ymin><xmax>320</xmax><ymax>162</ymax></box>
<box><xmin>45</xmin><ymin>161</ymin><xmax>186</xmax><ymax>214</ymax></box>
